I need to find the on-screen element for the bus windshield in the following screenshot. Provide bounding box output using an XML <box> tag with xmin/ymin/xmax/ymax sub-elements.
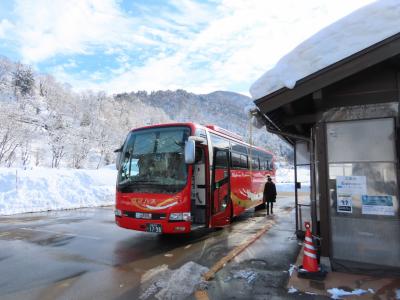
<box><xmin>117</xmin><ymin>126</ymin><xmax>190</xmax><ymax>192</ymax></box>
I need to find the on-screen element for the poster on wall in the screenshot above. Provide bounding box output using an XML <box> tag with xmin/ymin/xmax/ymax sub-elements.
<box><xmin>337</xmin><ymin>195</ymin><xmax>353</xmax><ymax>213</ymax></box>
<box><xmin>336</xmin><ymin>176</ymin><xmax>367</xmax><ymax>213</ymax></box>
<box><xmin>361</xmin><ymin>195</ymin><xmax>395</xmax><ymax>216</ymax></box>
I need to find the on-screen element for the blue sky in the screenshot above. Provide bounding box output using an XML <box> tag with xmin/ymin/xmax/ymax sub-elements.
<box><xmin>0</xmin><ymin>0</ymin><xmax>374</xmax><ymax>95</ymax></box>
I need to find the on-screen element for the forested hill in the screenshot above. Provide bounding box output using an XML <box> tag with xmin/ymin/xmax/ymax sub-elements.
<box><xmin>115</xmin><ymin>90</ymin><xmax>252</xmax><ymax>136</ymax></box>
<box><xmin>115</xmin><ymin>90</ymin><xmax>291</xmax><ymax>157</ymax></box>
<box><xmin>0</xmin><ymin>56</ymin><xmax>291</xmax><ymax>169</ymax></box>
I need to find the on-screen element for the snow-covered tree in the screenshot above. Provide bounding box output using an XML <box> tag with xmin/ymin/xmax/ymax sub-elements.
<box><xmin>12</xmin><ymin>64</ymin><xmax>34</xmax><ymax>97</ymax></box>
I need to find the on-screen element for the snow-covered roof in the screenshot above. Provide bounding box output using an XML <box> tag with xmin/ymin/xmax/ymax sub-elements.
<box><xmin>250</xmin><ymin>0</ymin><xmax>400</xmax><ymax>100</ymax></box>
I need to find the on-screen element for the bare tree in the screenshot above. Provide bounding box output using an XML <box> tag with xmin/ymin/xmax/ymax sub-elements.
<box><xmin>70</xmin><ymin>135</ymin><xmax>90</xmax><ymax>169</ymax></box>
<box><xmin>20</xmin><ymin>141</ymin><xmax>31</xmax><ymax>169</ymax></box>
<box><xmin>51</xmin><ymin>137</ymin><xmax>65</xmax><ymax>168</ymax></box>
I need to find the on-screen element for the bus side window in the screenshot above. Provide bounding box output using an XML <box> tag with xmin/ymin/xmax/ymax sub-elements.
<box><xmin>231</xmin><ymin>152</ymin><xmax>241</xmax><ymax>169</ymax></box>
<box><xmin>251</xmin><ymin>157</ymin><xmax>259</xmax><ymax>170</ymax></box>
<box><xmin>260</xmin><ymin>158</ymin><xmax>265</xmax><ymax>170</ymax></box>
<box><xmin>240</xmin><ymin>155</ymin><xmax>248</xmax><ymax>169</ymax></box>
<box><xmin>215</xmin><ymin>150</ymin><xmax>228</xmax><ymax>169</ymax></box>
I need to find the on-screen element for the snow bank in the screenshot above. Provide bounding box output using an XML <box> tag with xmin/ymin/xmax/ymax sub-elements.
<box><xmin>250</xmin><ymin>0</ymin><xmax>400</xmax><ymax>99</ymax></box>
<box><xmin>0</xmin><ymin>167</ymin><xmax>116</xmax><ymax>215</ymax></box>
<box><xmin>0</xmin><ymin>166</ymin><xmax>303</xmax><ymax>215</ymax></box>
<box><xmin>140</xmin><ymin>261</ymin><xmax>209</xmax><ymax>300</ymax></box>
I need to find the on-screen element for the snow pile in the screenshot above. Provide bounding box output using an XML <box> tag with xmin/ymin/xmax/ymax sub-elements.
<box><xmin>0</xmin><ymin>167</ymin><xmax>116</xmax><ymax>215</ymax></box>
<box><xmin>140</xmin><ymin>261</ymin><xmax>209</xmax><ymax>300</ymax></box>
<box><xmin>0</xmin><ymin>166</ymin><xmax>302</xmax><ymax>216</ymax></box>
<box><xmin>327</xmin><ymin>288</ymin><xmax>369</xmax><ymax>299</ymax></box>
<box><xmin>288</xmin><ymin>264</ymin><xmax>297</xmax><ymax>276</ymax></box>
<box><xmin>250</xmin><ymin>0</ymin><xmax>400</xmax><ymax>99</ymax></box>
<box><xmin>288</xmin><ymin>287</ymin><xmax>298</xmax><ymax>294</ymax></box>
<box><xmin>232</xmin><ymin>270</ymin><xmax>258</xmax><ymax>284</ymax></box>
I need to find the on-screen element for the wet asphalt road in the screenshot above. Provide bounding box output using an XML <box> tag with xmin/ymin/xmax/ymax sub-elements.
<box><xmin>0</xmin><ymin>198</ymin><xmax>297</xmax><ymax>300</ymax></box>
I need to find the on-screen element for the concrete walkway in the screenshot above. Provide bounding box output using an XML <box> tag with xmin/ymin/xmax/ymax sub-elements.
<box><xmin>200</xmin><ymin>196</ymin><xmax>400</xmax><ymax>300</ymax></box>
<box><xmin>202</xmin><ymin>197</ymin><xmax>329</xmax><ymax>299</ymax></box>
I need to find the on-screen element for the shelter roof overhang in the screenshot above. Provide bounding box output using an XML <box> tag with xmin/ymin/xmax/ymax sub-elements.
<box><xmin>253</xmin><ymin>32</ymin><xmax>400</xmax><ymax>140</ymax></box>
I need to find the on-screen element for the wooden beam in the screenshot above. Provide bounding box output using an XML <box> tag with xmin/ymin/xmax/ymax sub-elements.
<box><xmin>314</xmin><ymin>123</ymin><xmax>331</xmax><ymax>257</ymax></box>
<box><xmin>282</xmin><ymin>113</ymin><xmax>320</xmax><ymax>126</ymax></box>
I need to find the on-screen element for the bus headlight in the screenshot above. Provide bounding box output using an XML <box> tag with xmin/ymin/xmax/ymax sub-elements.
<box><xmin>169</xmin><ymin>212</ymin><xmax>191</xmax><ymax>221</ymax></box>
<box><xmin>182</xmin><ymin>212</ymin><xmax>191</xmax><ymax>221</ymax></box>
<box><xmin>115</xmin><ymin>209</ymin><xmax>123</xmax><ymax>217</ymax></box>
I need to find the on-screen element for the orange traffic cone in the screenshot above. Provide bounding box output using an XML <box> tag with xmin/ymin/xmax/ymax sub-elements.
<box><xmin>297</xmin><ymin>221</ymin><xmax>327</xmax><ymax>280</ymax></box>
<box><xmin>301</xmin><ymin>222</ymin><xmax>318</xmax><ymax>272</ymax></box>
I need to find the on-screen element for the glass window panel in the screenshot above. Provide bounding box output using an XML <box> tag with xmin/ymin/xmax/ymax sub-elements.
<box><xmin>329</xmin><ymin>162</ymin><xmax>398</xmax><ymax>205</ymax></box>
<box><xmin>329</xmin><ymin>163</ymin><xmax>400</xmax><ymax>266</ymax></box>
<box><xmin>210</xmin><ymin>134</ymin><xmax>229</xmax><ymax>149</ymax></box>
<box><xmin>251</xmin><ymin>157</ymin><xmax>259</xmax><ymax>170</ymax></box>
<box><xmin>331</xmin><ymin>217</ymin><xmax>400</xmax><ymax>267</ymax></box>
<box><xmin>327</xmin><ymin>118</ymin><xmax>395</xmax><ymax>163</ymax></box>
<box><xmin>231</xmin><ymin>152</ymin><xmax>241</xmax><ymax>168</ymax></box>
<box><xmin>240</xmin><ymin>155</ymin><xmax>248</xmax><ymax>169</ymax></box>
<box><xmin>215</xmin><ymin>151</ymin><xmax>228</xmax><ymax>168</ymax></box>
<box><xmin>117</xmin><ymin>127</ymin><xmax>190</xmax><ymax>191</ymax></box>
<box><xmin>231</xmin><ymin>143</ymin><xmax>248</xmax><ymax>155</ymax></box>
<box><xmin>157</xmin><ymin>130</ymin><xmax>185</xmax><ymax>153</ymax></box>
<box><xmin>133</xmin><ymin>132</ymin><xmax>156</xmax><ymax>155</ymax></box>
<box><xmin>296</xmin><ymin>141</ymin><xmax>310</xmax><ymax>165</ymax></box>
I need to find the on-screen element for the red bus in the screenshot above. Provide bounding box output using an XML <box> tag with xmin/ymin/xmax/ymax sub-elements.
<box><xmin>114</xmin><ymin>123</ymin><xmax>275</xmax><ymax>234</ymax></box>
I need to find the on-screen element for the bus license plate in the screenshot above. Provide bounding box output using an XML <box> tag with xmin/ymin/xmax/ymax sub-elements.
<box><xmin>146</xmin><ymin>223</ymin><xmax>162</xmax><ymax>233</ymax></box>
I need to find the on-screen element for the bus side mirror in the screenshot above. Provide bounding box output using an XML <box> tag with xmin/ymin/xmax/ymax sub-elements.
<box><xmin>184</xmin><ymin>139</ymin><xmax>195</xmax><ymax>164</ymax></box>
<box><xmin>114</xmin><ymin>146</ymin><xmax>123</xmax><ymax>170</ymax></box>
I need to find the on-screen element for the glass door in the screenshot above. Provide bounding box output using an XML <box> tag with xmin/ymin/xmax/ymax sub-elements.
<box><xmin>210</xmin><ymin>148</ymin><xmax>231</xmax><ymax>227</ymax></box>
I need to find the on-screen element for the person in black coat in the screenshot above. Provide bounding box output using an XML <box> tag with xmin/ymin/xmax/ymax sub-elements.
<box><xmin>263</xmin><ymin>176</ymin><xmax>277</xmax><ymax>215</ymax></box>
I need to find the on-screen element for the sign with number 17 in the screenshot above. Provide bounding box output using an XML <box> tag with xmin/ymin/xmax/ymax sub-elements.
<box><xmin>337</xmin><ymin>195</ymin><xmax>352</xmax><ymax>213</ymax></box>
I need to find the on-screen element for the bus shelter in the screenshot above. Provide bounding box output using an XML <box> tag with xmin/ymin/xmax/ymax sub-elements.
<box><xmin>252</xmin><ymin>33</ymin><xmax>400</xmax><ymax>274</ymax></box>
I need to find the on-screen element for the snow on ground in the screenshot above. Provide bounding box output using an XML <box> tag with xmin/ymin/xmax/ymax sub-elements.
<box><xmin>139</xmin><ymin>261</ymin><xmax>208</xmax><ymax>300</ymax></box>
<box><xmin>232</xmin><ymin>270</ymin><xmax>258</xmax><ymax>284</ymax></box>
<box><xmin>0</xmin><ymin>167</ymin><xmax>116</xmax><ymax>215</ymax></box>
<box><xmin>0</xmin><ymin>166</ymin><xmax>302</xmax><ymax>215</ymax></box>
<box><xmin>250</xmin><ymin>0</ymin><xmax>400</xmax><ymax>99</ymax></box>
<box><xmin>327</xmin><ymin>288</ymin><xmax>370</xmax><ymax>299</ymax></box>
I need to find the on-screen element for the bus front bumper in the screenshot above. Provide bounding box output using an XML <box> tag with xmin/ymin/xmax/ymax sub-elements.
<box><xmin>115</xmin><ymin>215</ymin><xmax>192</xmax><ymax>234</ymax></box>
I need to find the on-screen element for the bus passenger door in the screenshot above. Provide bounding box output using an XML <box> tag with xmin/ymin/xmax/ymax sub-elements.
<box><xmin>210</xmin><ymin>148</ymin><xmax>231</xmax><ymax>227</ymax></box>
